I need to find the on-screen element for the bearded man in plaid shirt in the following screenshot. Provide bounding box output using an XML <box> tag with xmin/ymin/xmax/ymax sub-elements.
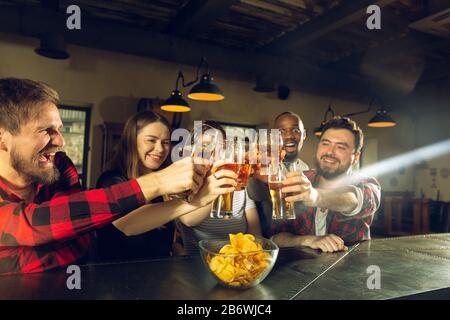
<box><xmin>271</xmin><ymin>117</ymin><xmax>381</xmax><ymax>253</ymax></box>
<box><xmin>0</xmin><ymin>78</ymin><xmax>237</xmax><ymax>275</ymax></box>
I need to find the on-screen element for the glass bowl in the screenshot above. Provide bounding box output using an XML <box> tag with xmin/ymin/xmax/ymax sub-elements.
<box><xmin>198</xmin><ymin>236</ymin><xmax>279</xmax><ymax>289</ymax></box>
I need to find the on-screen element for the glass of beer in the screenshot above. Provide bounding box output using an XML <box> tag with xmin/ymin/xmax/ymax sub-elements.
<box><xmin>248</xmin><ymin>135</ymin><xmax>259</xmax><ymax>178</ymax></box>
<box><xmin>235</xmin><ymin>136</ymin><xmax>258</xmax><ymax>190</ymax></box>
<box><xmin>170</xmin><ymin>123</ymin><xmax>220</xmax><ymax>201</ymax></box>
<box><xmin>257</xmin><ymin>129</ymin><xmax>283</xmax><ymax>176</ymax></box>
<box><xmin>268</xmin><ymin>163</ymin><xmax>296</xmax><ymax>220</ymax></box>
<box><xmin>210</xmin><ymin>138</ymin><xmax>243</xmax><ymax>219</ymax></box>
<box><xmin>236</xmin><ymin>162</ymin><xmax>252</xmax><ymax>191</ymax></box>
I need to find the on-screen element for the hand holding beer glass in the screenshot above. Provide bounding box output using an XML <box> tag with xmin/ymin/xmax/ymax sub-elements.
<box><xmin>210</xmin><ymin>138</ymin><xmax>243</xmax><ymax>219</ymax></box>
<box><xmin>268</xmin><ymin>162</ymin><xmax>297</xmax><ymax>220</ymax></box>
<box><xmin>170</xmin><ymin>123</ymin><xmax>220</xmax><ymax>201</ymax></box>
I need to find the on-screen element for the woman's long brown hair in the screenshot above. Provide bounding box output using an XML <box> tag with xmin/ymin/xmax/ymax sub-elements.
<box><xmin>109</xmin><ymin>111</ymin><xmax>171</xmax><ymax>179</ymax></box>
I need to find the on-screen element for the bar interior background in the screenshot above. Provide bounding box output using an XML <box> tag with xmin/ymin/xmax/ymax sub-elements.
<box><xmin>0</xmin><ymin>0</ymin><xmax>449</xmax><ymax>236</ymax></box>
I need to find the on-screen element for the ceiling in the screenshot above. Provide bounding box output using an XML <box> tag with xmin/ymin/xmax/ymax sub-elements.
<box><xmin>0</xmin><ymin>0</ymin><xmax>449</xmax><ymax>103</ymax></box>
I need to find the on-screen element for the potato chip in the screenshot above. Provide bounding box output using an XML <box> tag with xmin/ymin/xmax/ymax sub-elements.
<box><xmin>206</xmin><ymin>233</ymin><xmax>271</xmax><ymax>287</ymax></box>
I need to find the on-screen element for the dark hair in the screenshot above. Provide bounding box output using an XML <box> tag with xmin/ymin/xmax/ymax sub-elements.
<box><xmin>202</xmin><ymin>120</ymin><xmax>226</xmax><ymax>140</ymax></box>
<box><xmin>0</xmin><ymin>78</ymin><xmax>59</xmax><ymax>135</ymax></box>
<box><xmin>274</xmin><ymin>111</ymin><xmax>303</xmax><ymax>128</ymax></box>
<box><xmin>110</xmin><ymin>111</ymin><xmax>171</xmax><ymax>179</ymax></box>
<box><xmin>321</xmin><ymin>116</ymin><xmax>364</xmax><ymax>153</ymax></box>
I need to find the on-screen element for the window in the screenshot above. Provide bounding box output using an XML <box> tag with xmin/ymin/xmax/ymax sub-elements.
<box><xmin>59</xmin><ymin>105</ymin><xmax>91</xmax><ymax>190</ymax></box>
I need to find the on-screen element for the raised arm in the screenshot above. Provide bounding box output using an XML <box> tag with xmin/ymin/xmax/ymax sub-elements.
<box><xmin>0</xmin><ymin>180</ymin><xmax>146</xmax><ymax>247</ymax></box>
<box><xmin>282</xmin><ymin>171</ymin><xmax>381</xmax><ymax>219</ymax></box>
<box><xmin>136</xmin><ymin>157</ymin><xmax>210</xmax><ymax>202</ymax></box>
<box><xmin>0</xmin><ymin>155</ymin><xmax>206</xmax><ymax>247</ymax></box>
<box><xmin>115</xmin><ymin>167</ymin><xmax>238</xmax><ymax>234</ymax></box>
<box><xmin>113</xmin><ymin>199</ymin><xmax>208</xmax><ymax>236</ymax></box>
<box><xmin>305</xmin><ymin>186</ymin><xmax>358</xmax><ymax>214</ymax></box>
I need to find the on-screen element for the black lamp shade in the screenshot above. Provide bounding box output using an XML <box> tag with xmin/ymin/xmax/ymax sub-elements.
<box><xmin>188</xmin><ymin>74</ymin><xmax>224</xmax><ymax>101</ymax></box>
<box><xmin>160</xmin><ymin>90</ymin><xmax>191</xmax><ymax>112</ymax></box>
<box><xmin>368</xmin><ymin>109</ymin><xmax>396</xmax><ymax>127</ymax></box>
<box><xmin>35</xmin><ymin>33</ymin><xmax>70</xmax><ymax>60</ymax></box>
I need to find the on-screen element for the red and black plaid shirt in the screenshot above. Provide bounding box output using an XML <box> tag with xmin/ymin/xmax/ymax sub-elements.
<box><xmin>0</xmin><ymin>152</ymin><xmax>145</xmax><ymax>275</ymax></box>
<box><xmin>271</xmin><ymin>170</ymin><xmax>381</xmax><ymax>244</ymax></box>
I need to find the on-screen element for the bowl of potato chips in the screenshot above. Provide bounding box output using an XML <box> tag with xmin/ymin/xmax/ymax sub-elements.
<box><xmin>199</xmin><ymin>233</ymin><xmax>279</xmax><ymax>289</ymax></box>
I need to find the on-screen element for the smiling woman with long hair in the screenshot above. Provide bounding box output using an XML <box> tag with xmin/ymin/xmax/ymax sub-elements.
<box><xmin>95</xmin><ymin>111</ymin><xmax>174</xmax><ymax>261</ymax></box>
<box><xmin>109</xmin><ymin>111</ymin><xmax>172</xmax><ymax>179</ymax></box>
<box><xmin>95</xmin><ymin>112</ymin><xmax>240</xmax><ymax>262</ymax></box>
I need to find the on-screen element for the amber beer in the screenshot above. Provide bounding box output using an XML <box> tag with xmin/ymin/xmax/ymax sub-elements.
<box><xmin>268</xmin><ymin>182</ymin><xmax>295</xmax><ymax>220</ymax></box>
<box><xmin>250</xmin><ymin>163</ymin><xmax>258</xmax><ymax>176</ymax></box>
<box><xmin>210</xmin><ymin>163</ymin><xmax>239</xmax><ymax>219</ymax></box>
<box><xmin>215</xmin><ymin>163</ymin><xmax>240</xmax><ymax>178</ymax></box>
<box><xmin>236</xmin><ymin>163</ymin><xmax>252</xmax><ymax>191</ymax></box>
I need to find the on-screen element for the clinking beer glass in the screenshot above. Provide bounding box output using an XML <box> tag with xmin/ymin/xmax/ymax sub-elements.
<box><xmin>210</xmin><ymin>138</ymin><xmax>243</xmax><ymax>219</ymax></box>
<box><xmin>235</xmin><ymin>136</ymin><xmax>258</xmax><ymax>191</ymax></box>
<box><xmin>170</xmin><ymin>123</ymin><xmax>220</xmax><ymax>201</ymax></box>
<box><xmin>257</xmin><ymin>129</ymin><xmax>283</xmax><ymax>176</ymax></box>
<box><xmin>268</xmin><ymin>162</ymin><xmax>296</xmax><ymax>220</ymax></box>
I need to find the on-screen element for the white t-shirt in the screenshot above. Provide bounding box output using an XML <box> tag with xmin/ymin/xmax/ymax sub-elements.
<box><xmin>314</xmin><ymin>186</ymin><xmax>364</xmax><ymax>236</ymax></box>
<box><xmin>284</xmin><ymin>158</ymin><xmax>309</xmax><ymax>171</ymax></box>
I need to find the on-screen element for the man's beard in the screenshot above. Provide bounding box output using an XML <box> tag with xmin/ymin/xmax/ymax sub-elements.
<box><xmin>11</xmin><ymin>147</ymin><xmax>60</xmax><ymax>185</ymax></box>
<box><xmin>315</xmin><ymin>156</ymin><xmax>351</xmax><ymax>180</ymax></box>
<box><xmin>283</xmin><ymin>151</ymin><xmax>298</xmax><ymax>162</ymax></box>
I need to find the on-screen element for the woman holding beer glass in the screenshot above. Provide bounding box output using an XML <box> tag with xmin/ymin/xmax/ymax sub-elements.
<box><xmin>96</xmin><ymin>112</ymin><xmax>237</xmax><ymax>262</ymax></box>
<box><xmin>177</xmin><ymin>122</ymin><xmax>262</xmax><ymax>255</ymax></box>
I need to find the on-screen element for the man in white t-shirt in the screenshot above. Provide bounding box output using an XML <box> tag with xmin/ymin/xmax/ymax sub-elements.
<box><xmin>247</xmin><ymin>111</ymin><xmax>310</xmax><ymax>237</ymax></box>
<box><xmin>271</xmin><ymin>117</ymin><xmax>381</xmax><ymax>253</ymax></box>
